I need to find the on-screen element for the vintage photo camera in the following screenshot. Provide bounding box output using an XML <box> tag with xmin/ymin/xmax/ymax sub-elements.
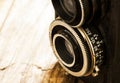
<box><xmin>49</xmin><ymin>0</ymin><xmax>120</xmax><ymax>82</ymax></box>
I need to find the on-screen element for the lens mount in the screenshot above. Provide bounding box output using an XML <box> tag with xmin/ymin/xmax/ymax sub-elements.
<box><xmin>49</xmin><ymin>20</ymin><xmax>105</xmax><ymax>77</ymax></box>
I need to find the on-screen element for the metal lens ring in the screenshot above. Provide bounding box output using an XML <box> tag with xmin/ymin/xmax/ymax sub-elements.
<box><xmin>49</xmin><ymin>20</ymin><xmax>105</xmax><ymax>77</ymax></box>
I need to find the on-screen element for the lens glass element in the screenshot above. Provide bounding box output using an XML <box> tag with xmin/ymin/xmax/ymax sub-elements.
<box><xmin>62</xmin><ymin>0</ymin><xmax>76</xmax><ymax>16</ymax></box>
<box><xmin>65</xmin><ymin>40</ymin><xmax>74</xmax><ymax>57</ymax></box>
<box><xmin>55</xmin><ymin>36</ymin><xmax>74</xmax><ymax>64</ymax></box>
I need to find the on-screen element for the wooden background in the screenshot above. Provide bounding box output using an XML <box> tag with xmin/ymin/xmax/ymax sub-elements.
<box><xmin>0</xmin><ymin>0</ymin><xmax>59</xmax><ymax>83</ymax></box>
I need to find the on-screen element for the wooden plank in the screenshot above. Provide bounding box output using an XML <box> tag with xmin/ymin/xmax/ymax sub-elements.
<box><xmin>0</xmin><ymin>0</ymin><xmax>15</xmax><ymax>31</ymax></box>
<box><xmin>0</xmin><ymin>0</ymin><xmax>58</xmax><ymax>83</ymax></box>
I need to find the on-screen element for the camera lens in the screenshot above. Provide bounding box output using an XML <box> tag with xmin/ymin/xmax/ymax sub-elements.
<box><xmin>52</xmin><ymin>0</ymin><xmax>107</xmax><ymax>27</ymax></box>
<box><xmin>49</xmin><ymin>20</ymin><xmax>105</xmax><ymax>77</ymax></box>
<box><xmin>52</xmin><ymin>0</ymin><xmax>90</xmax><ymax>27</ymax></box>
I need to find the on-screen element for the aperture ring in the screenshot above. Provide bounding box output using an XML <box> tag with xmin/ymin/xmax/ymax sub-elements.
<box><xmin>84</xmin><ymin>27</ymin><xmax>105</xmax><ymax>66</ymax></box>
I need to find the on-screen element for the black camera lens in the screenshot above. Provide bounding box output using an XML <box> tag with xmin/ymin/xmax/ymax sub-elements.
<box><xmin>49</xmin><ymin>20</ymin><xmax>105</xmax><ymax>77</ymax></box>
<box><xmin>52</xmin><ymin>0</ymin><xmax>107</xmax><ymax>27</ymax></box>
<box><xmin>52</xmin><ymin>0</ymin><xmax>91</xmax><ymax>27</ymax></box>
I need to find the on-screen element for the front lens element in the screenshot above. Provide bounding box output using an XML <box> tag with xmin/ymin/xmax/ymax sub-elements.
<box><xmin>54</xmin><ymin>35</ymin><xmax>74</xmax><ymax>64</ymax></box>
<box><xmin>62</xmin><ymin>0</ymin><xmax>76</xmax><ymax>16</ymax></box>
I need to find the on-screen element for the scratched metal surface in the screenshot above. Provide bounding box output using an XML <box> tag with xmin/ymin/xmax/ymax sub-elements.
<box><xmin>0</xmin><ymin>0</ymin><xmax>58</xmax><ymax>83</ymax></box>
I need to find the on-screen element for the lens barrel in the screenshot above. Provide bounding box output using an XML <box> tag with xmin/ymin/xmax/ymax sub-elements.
<box><xmin>49</xmin><ymin>20</ymin><xmax>105</xmax><ymax>77</ymax></box>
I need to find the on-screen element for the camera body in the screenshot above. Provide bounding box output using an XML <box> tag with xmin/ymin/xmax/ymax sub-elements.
<box><xmin>49</xmin><ymin>0</ymin><xmax>120</xmax><ymax>83</ymax></box>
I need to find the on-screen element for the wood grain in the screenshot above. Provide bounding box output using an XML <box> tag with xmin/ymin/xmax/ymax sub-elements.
<box><xmin>0</xmin><ymin>0</ymin><xmax>57</xmax><ymax>83</ymax></box>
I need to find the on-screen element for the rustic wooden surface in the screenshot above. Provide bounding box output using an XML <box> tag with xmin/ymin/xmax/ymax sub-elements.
<box><xmin>0</xmin><ymin>0</ymin><xmax>86</xmax><ymax>83</ymax></box>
